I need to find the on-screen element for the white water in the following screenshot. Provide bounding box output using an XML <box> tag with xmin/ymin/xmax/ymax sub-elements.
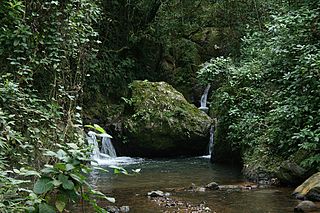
<box><xmin>87</xmin><ymin>131</ymin><xmax>143</xmax><ymax>166</ymax></box>
<box><xmin>199</xmin><ymin>126</ymin><xmax>214</xmax><ymax>159</ymax></box>
<box><xmin>199</xmin><ymin>84</ymin><xmax>211</xmax><ymax>109</ymax></box>
<box><xmin>101</xmin><ymin>136</ymin><xmax>117</xmax><ymax>157</ymax></box>
<box><xmin>208</xmin><ymin>125</ymin><xmax>214</xmax><ymax>156</ymax></box>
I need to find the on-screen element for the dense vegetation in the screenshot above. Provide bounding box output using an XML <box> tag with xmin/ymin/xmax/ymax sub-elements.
<box><xmin>0</xmin><ymin>0</ymin><xmax>111</xmax><ymax>212</ymax></box>
<box><xmin>198</xmin><ymin>1</ymin><xmax>320</xmax><ymax>176</ymax></box>
<box><xmin>0</xmin><ymin>0</ymin><xmax>319</xmax><ymax>212</ymax></box>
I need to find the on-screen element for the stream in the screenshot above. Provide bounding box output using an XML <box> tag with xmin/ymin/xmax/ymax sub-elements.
<box><xmin>81</xmin><ymin>156</ymin><xmax>298</xmax><ymax>213</ymax></box>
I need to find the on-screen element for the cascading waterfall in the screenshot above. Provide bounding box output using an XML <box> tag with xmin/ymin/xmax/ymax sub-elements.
<box><xmin>87</xmin><ymin>131</ymin><xmax>117</xmax><ymax>163</ymax></box>
<box><xmin>101</xmin><ymin>136</ymin><xmax>117</xmax><ymax>157</ymax></box>
<box><xmin>87</xmin><ymin>131</ymin><xmax>143</xmax><ymax>166</ymax></box>
<box><xmin>197</xmin><ymin>84</ymin><xmax>215</xmax><ymax>160</ymax></box>
<box><xmin>87</xmin><ymin>132</ymin><xmax>101</xmax><ymax>160</ymax></box>
<box><xmin>208</xmin><ymin>125</ymin><xmax>214</xmax><ymax>157</ymax></box>
<box><xmin>199</xmin><ymin>84</ymin><xmax>211</xmax><ymax>112</ymax></box>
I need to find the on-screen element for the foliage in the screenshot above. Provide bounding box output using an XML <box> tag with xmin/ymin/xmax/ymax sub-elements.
<box><xmin>0</xmin><ymin>0</ymin><xmax>114</xmax><ymax>212</ymax></box>
<box><xmin>199</xmin><ymin>2</ymin><xmax>320</xmax><ymax>171</ymax></box>
<box><xmin>83</xmin><ymin>0</ymin><xmax>274</xmax><ymax>109</ymax></box>
<box><xmin>33</xmin><ymin>143</ymin><xmax>115</xmax><ymax>213</ymax></box>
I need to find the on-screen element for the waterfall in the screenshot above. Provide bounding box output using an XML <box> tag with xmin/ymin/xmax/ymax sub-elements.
<box><xmin>199</xmin><ymin>84</ymin><xmax>211</xmax><ymax>113</ymax></box>
<box><xmin>101</xmin><ymin>136</ymin><xmax>117</xmax><ymax>157</ymax></box>
<box><xmin>87</xmin><ymin>131</ymin><xmax>142</xmax><ymax>166</ymax></box>
<box><xmin>208</xmin><ymin>126</ymin><xmax>214</xmax><ymax>156</ymax></box>
<box><xmin>87</xmin><ymin>131</ymin><xmax>117</xmax><ymax>162</ymax></box>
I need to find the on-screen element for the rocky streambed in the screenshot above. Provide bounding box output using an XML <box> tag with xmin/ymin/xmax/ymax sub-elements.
<box><xmin>79</xmin><ymin>157</ymin><xmax>319</xmax><ymax>213</ymax></box>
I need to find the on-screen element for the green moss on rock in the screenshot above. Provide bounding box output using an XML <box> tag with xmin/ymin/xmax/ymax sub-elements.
<box><xmin>123</xmin><ymin>80</ymin><xmax>212</xmax><ymax>157</ymax></box>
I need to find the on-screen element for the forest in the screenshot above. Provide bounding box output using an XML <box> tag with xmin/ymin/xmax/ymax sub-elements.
<box><xmin>0</xmin><ymin>0</ymin><xmax>319</xmax><ymax>212</ymax></box>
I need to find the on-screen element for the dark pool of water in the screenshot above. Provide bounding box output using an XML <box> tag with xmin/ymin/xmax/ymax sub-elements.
<box><xmin>84</xmin><ymin>157</ymin><xmax>298</xmax><ymax>213</ymax></box>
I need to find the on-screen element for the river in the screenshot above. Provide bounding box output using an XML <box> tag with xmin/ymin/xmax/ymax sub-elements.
<box><xmin>79</xmin><ymin>156</ymin><xmax>299</xmax><ymax>213</ymax></box>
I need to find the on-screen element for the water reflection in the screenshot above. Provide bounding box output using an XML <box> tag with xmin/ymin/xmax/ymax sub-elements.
<box><xmin>86</xmin><ymin>157</ymin><xmax>297</xmax><ymax>213</ymax></box>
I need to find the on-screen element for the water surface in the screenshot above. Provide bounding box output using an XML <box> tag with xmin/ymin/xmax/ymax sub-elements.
<box><xmin>86</xmin><ymin>157</ymin><xmax>298</xmax><ymax>213</ymax></box>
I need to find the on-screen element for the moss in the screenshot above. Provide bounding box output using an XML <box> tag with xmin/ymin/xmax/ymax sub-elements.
<box><xmin>122</xmin><ymin>80</ymin><xmax>212</xmax><ymax>156</ymax></box>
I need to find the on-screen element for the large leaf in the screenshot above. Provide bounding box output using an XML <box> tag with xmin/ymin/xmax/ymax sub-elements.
<box><xmin>58</xmin><ymin>174</ymin><xmax>74</xmax><ymax>190</ymax></box>
<box><xmin>33</xmin><ymin>178</ymin><xmax>54</xmax><ymax>194</ymax></box>
<box><xmin>39</xmin><ymin>203</ymin><xmax>55</xmax><ymax>213</ymax></box>
<box><xmin>54</xmin><ymin>163</ymin><xmax>66</xmax><ymax>171</ymax></box>
<box><xmin>90</xmin><ymin>189</ymin><xmax>115</xmax><ymax>203</ymax></box>
<box><xmin>55</xmin><ymin>200</ymin><xmax>66</xmax><ymax>213</ymax></box>
<box><xmin>66</xmin><ymin>164</ymin><xmax>75</xmax><ymax>171</ymax></box>
<box><xmin>41</xmin><ymin>165</ymin><xmax>56</xmax><ymax>174</ymax></box>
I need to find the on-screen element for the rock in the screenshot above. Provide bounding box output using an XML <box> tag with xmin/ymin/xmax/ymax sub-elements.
<box><xmin>294</xmin><ymin>201</ymin><xmax>317</xmax><ymax>212</ymax></box>
<box><xmin>217</xmin><ymin>184</ymin><xmax>259</xmax><ymax>191</ymax></box>
<box><xmin>195</xmin><ymin>187</ymin><xmax>206</xmax><ymax>192</ymax></box>
<box><xmin>218</xmin><ymin>185</ymin><xmax>242</xmax><ymax>190</ymax></box>
<box><xmin>147</xmin><ymin>190</ymin><xmax>169</xmax><ymax>197</ymax></box>
<box><xmin>123</xmin><ymin>80</ymin><xmax>212</xmax><ymax>157</ymax></box>
<box><xmin>106</xmin><ymin>206</ymin><xmax>120</xmax><ymax>213</ymax></box>
<box><xmin>205</xmin><ymin>182</ymin><xmax>219</xmax><ymax>190</ymax></box>
<box><xmin>293</xmin><ymin>172</ymin><xmax>320</xmax><ymax>201</ymax></box>
<box><xmin>204</xmin><ymin>207</ymin><xmax>212</xmax><ymax>212</ymax></box>
<box><xmin>188</xmin><ymin>183</ymin><xmax>206</xmax><ymax>192</ymax></box>
<box><xmin>150</xmin><ymin>196</ymin><xmax>213</xmax><ymax>212</ymax></box>
<box><xmin>277</xmin><ymin>161</ymin><xmax>308</xmax><ymax>185</ymax></box>
<box><xmin>119</xmin><ymin>206</ymin><xmax>130</xmax><ymax>212</ymax></box>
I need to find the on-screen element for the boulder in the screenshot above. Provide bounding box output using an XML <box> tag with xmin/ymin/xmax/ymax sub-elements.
<box><xmin>122</xmin><ymin>81</ymin><xmax>212</xmax><ymax>157</ymax></box>
<box><xmin>294</xmin><ymin>201</ymin><xmax>317</xmax><ymax>212</ymax></box>
<box><xmin>293</xmin><ymin>172</ymin><xmax>320</xmax><ymax>201</ymax></box>
<box><xmin>205</xmin><ymin>182</ymin><xmax>219</xmax><ymax>190</ymax></box>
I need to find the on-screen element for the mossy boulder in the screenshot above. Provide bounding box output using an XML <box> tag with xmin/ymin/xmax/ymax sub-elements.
<box><xmin>121</xmin><ymin>80</ymin><xmax>212</xmax><ymax>157</ymax></box>
<box><xmin>293</xmin><ymin>172</ymin><xmax>320</xmax><ymax>201</ymax></box>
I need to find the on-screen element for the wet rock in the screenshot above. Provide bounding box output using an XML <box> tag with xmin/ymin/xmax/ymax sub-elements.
<box><xmin>150</xmin><ymin>196</ymin><xmax>213</xmax><ymax>212</ymax></box>
<box><xmin>218</xmin><ymin>185</ymin><xmax>242</xmax><ymax>190</ymax></box>
<box><xmin>205</xmin><ymin>182</ymin><xmax>219</xmax><ymax>190</ymax></box>
<box><xmin>147</xmin><ymin>190</ymin><xmax>170</xmax><ymax>197</ymax></box>
<box><xmin>195</xmin><ymin>187</ymin><xmax>206</xmax><ymax>192</ymax></box>
<box><xmin>218</xmin><ymin>183</ymin><xmax>259</xmax><ymax>191</ymax></box>
<box><xmin>294</xmin><ymin>201</ymin><xmax>317</xmax><ymax>212</ymax></box>
<box><xmin>106</xmin><ymin>206</ymin><xmax>120</xmax><ymax>213</ymax></box>
<box><xmin>293</xmin><ymin>172</ymin><xmax>320</xmax><ymax>201</ymax></box>
<box><xmin>188</xmin><ymin>183</ymin><xmax>206</xmax><ymax>192</ymax></box>
<box><xmin>119</xmin><ymin>206</ymin><xmax>130</xmax><ymax>212</ymax></box>
<box><xmin>122</xmin><ymin>80</ymin><xmax>212</xmax><ymax>157</ymax></box>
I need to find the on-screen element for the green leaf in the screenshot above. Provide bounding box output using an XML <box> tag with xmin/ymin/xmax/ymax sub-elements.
<box><xmin>41</xmin><ymin>166</ymin><xmax>56</xmax><ymax>174</ymax></box>
<box><xmin>56</xmin><ymin>150</ymin><xmax>68</xmax><ymax>160</ymax></box>
<box><xmin>55</xmin><ymin>200</ymin><xmax>66</xmax><ymax>212</ymax></box>
<box><xmin>58</xmin><ymin>174</ymin><xmax>74</xmax><ymax>190</ymax></box>
<box><xmin>66</xmin><ymin>143</ymin><xmax>78</xmax><ymax>149</ymax></box>
<box><xmin>85</xmin><ymin>124</ymin><xmax>106</xmax><ymax>133</ymax></box>
<box><xmin>70</xmin><ymin>173</ymin><xmax>85</xmax><ymax>183</ymax></box>
<box><xmin>52</xmin><ymin>179</ymin><xmax>62</xmax><ymax>187</ymax></box>
<box><xmin>20</xmin><ymin>168</ymin><xmax>41</xmax><ymax>177</ymax></box>
<box><xmin>66</xmin><ymin>164</ymin><xmax>75</xmax><ymax>171</ymax></box>
<box><xmin>90</xmin><ymin>190</ymin><xmax>115</xmax><ymax>203</ymax></box>
<box><xmin>54</xmin><ymin>163</ymin><xmax>66</xmax><ymax>171</ymax></box>
<box><xmin>106</xmin><ymin>197</ymin><xmax>116</xmax><ymax>203</ymax></box>
<box><xmin>33</xmin><ymin>178</ymin><xmax>54</xmax><ymax>194</ymax></box>
<box><xmin>39</xmin><ymin>203</ymin><xmax>55</xmax><ymax>213</ymax></box>
<box><xmin>44</xmin><ymin>151</ymin><xmax>58</xmax><ymax>157</ymax></box>
<box><xmin>65</xmin><ymin>189</ymin><xmax>79</xmax><ymax>202</ymax></box>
